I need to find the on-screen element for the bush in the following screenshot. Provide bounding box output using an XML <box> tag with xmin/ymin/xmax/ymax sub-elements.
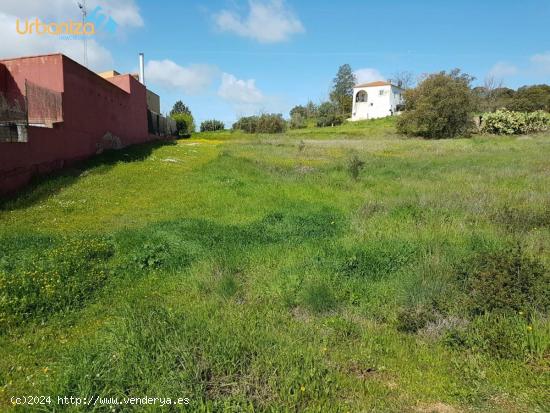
<box><xmin>347</xmin><ymin>154</ymin><xmax>365</xmax><ymax>180</ymax></box>
<box><xmin>200</xmin><ymin>119</ymin><xmax>225</xmax><ymax>132</ymax></box>
<box><xmin>397</xmin><ymin>69</ymin><xmax>476</xmax><ymax>138</ymax></box>
<box><xmin>396</xmin><ymin>305</ymin><xmax>437</xmax><ymax>333</ymax></box>
<box><xmin>481</xmin><ymin>109</ymin><xmax>550</xmax><ymax>135</ymax></box>
<box><xmin>232</xmin><ymin>113</ymin><xmax>286</xmax><ymax>134</ymax></box>
<box><xmin>458</xmin><ymin>244</ymin><xmax>549</xmax><ymax>317</ymax></box>
<box><xmin>316</xmin><ymin>102</ymin><xmax>344</xmax><ymax>127</ymax></box>
<box><xmin>171</xmin><ymin>113</ymin><xmax>195</xmax><ymax>137</ymax></box>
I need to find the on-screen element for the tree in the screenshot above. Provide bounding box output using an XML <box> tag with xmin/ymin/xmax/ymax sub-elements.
<box><xmin>172</xmin><ymin>113</ymin><xmax>195</xmax><ymax>137</ymax></box>
<box><xmin>289</xmin><ymin>105</ymin><xmax>307</xmax><ymax>119</ymax></box>
<box><xmin>305</xmin><ymin>100</ymin><xmax>318</xmax><ymax>118</ymax></box>
<box><xmin>390</xmin><ymin>71</ymin><xmax>415</xmax><ymax>89</ymax></box>
<box><xmin>316</xmin><ymin>102</ymin><xmax>344</xmax><ymax>127</ymax></box>
<box><xmin>330</xmin><ymin>64</ymin><xmax>356</xmax><ymax>116</ymax></box>
<box><xmin>396</xmin><ymin>69</ymin><xmax>476</xmax><ymax>139</ymax></box>
<box><xmin>170</xmin><ymin>100</ymin><xmax>191</xmax><ymax>117</ymax></box>
<box><xmin>506</xmin><ymin>85</ymin><xmax>550</xmax><ymax>112</ymax></box>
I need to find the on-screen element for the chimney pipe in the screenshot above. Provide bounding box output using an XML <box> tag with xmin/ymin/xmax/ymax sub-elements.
<box><xmin>138</xmin><ymin>52</ymin><xmax>145</xmax><ymax>85</ymax></box>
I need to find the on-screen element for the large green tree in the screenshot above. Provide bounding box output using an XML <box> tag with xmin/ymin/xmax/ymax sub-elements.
<box><xmin>330</xmin><ymin>64</ymin><xmax>356</xmax><ymax>116</ymax></box>
<box><xmin>397</xmin><ymin>69</ymin><xmax>476</xmax><ymax>139</ymax></box>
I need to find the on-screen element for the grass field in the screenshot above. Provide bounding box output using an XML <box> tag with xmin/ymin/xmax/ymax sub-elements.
<box><xmin>1</xmin><ymin>118</ymin><xmax>549</xmax><ymax>412</ymax></box>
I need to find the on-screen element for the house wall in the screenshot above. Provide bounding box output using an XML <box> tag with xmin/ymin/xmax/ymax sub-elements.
<box><xmin>0</xmin><ymin>54</ymin><xmax>154</xmax><ymax>196</ymax></box>
<box><xmin>351</xmin><ymin>85</ymin><xmax>403</xmax><ymax>121</ymax></box>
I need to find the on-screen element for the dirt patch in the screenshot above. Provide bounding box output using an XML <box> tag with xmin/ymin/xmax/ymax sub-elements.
<box><xmin>416</xmin><ymin>402</ymin><xmax>459</xmax><ymax>413</ymax></box>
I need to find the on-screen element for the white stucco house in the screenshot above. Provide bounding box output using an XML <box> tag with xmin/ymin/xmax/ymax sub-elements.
<box><xmin>351</xmin><ymin>81</ymin><xmax>404</xmax><ymax>121</ymax></box>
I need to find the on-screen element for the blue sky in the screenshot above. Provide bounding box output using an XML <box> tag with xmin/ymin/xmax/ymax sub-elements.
<box><xmin>1</xmin><ymin>0</ymin><xmax>549</xmax><ymax>124</ymax></box>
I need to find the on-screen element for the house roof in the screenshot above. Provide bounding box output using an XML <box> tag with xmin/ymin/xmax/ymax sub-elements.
<box><xmin>354</xmin><ymin>80</ymin><xmax>403</xmax><ymax>89</ymax></box>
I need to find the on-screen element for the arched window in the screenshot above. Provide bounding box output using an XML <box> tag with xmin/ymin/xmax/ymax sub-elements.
<box><xmin>355</xmin><ymin>90</ymin><xmax>367</xmax><ymax>103</ymax></box>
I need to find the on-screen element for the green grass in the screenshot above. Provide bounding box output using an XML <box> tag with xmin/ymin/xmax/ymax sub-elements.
<box><xmin>1</xmin><ymin>118</ymin><xmax>549</xmax><ymax>412</ymax></box>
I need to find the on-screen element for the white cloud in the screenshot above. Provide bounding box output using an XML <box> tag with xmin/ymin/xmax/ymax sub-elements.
<box><xmin>530</xmin><ymin>51</ymin><xmax>550</xmax><ymax>75</ymax></box>
<box><xmin>145</xmin><ymin>60</ymin><xmax>218</xmax><ymax>95</ymax></box>
<box><xmin>488</xmin><ymin>62</ymin><xmax>518</xmax><ymax>79</ymax></box>
<box><xmin>217</xmin><ymin>72</ymin><xmax>288</xmax><ymax>117</ymax></box>
<box><xmin>0</xmin><ymin>0</ymin><xmax>143</xmax><ymax>70</ymax></box>
<box><xmin>0</xmin><ymin>12</ymin><xmax>113</xmax><ymax>71</ymax></box>
<box><xmin>214</xmin><ymin>0</ymin><xmax>304</xmax><ymax>43</ymax></box>
<box><xmin>218</xmin><ymin>73</ymin><xmax>264</xmax><ymax>104</ymax></box>
<box><xmin>354</xmin><ymin>68</ymin><xmax>385</xmax><ymax>84</ymax></box>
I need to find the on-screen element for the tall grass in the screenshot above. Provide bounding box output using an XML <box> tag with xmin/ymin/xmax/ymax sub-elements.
<box><xmin>0</xmin><ymin>120</ymin><xmax>549</xmax><ymax>411</ymax></box>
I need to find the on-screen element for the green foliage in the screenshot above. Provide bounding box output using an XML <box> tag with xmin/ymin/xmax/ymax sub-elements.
<box><xmin>290</xmin><ymin>112</ymin><xmax>307</xmax><ymax>129</ymax></box>
<box><xmin>0</xmin><ymin>237</ymin><xmax>113</xmax><ymax>328</ymax></box>
<box><xmin>453</xmin><ymin>313</ymin><xmax>549</xmax><ymax>360</ymax></box>
<box><xmin>397</xmin><ymin>69</ymin><xmax>476</xmax><ymax>138</ymax></box>
<box><xmin>330</xmin><ymin>64</ymin><xmax>356</xmax><ymax>115</ymax></box>
<box><xmin>169</xmin><ymin>100</ymin><xmax>191</xmax><ymax>117</ymax></box>
<box><xmin>458</xmin><ymin>245</ymin><xmax>549</xmax><ymax>317</ymax></box>
<box><xmin>171</xmin><ymin>112</ymin><xmax>195</xmax><ymax>137</ymax></box>
<box><xmin>316</xmin><ymin>102</ymin><xmax>344</xmax><ymax>127</ymax></box>
<box><xmin>289</xmin><ymin>105</ymin><xmax>308</xmax><ymax>119</ymax></box>
<box><xmin>305</xmin><ymin>100</ymin><xmax>319</xmax><ymax>118</ymax></box>
<box><xmin>200</xmin><ymin>119</ymin><xmax>225</xmax><ymax>132</ymax></box>
<box><xmin>506</xmin><ymin>84</ymin><xmax>550</xmax><ymax>112</ymax></box>
<box><xmin>481</xmin><ymin>109</ymin><xmax>550</xmax><ymax>135</ymax></box>
<box><xmin>232</xmin><ymin>113</ymin><xmax>287</xmax><ymax>133</ymax></box>
<box><xmin>130</xmin><ymin>242</ymin><xmax>169</xmax><ymax>270</ymax></box>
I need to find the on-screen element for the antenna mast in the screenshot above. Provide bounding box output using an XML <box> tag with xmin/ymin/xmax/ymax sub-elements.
<box><xmin>77</xmin><ymin>0</ymin><xmax>88</xmax><ymax>67</ymax></box>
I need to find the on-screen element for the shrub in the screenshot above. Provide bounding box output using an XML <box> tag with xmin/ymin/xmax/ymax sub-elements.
<box><xmin>200</xmin><ymin>119</ymin><xmax>225</xmax><ymax>132</ymax></box>
<box><xmin>316</xmin><ymin>102</ymin><xmax>344</xmax><ymax>127</ymax></box>
<box><xmin>0</xmin><ymin>237</ymin><xmax>113</xmax><ymax>328</ymax></box>
<box><xmin>458</xmin><ymin>244</ymin><xmax>549</xmax><ymax>317</ymax></box>
<box><xmin>397</xmin><ymin>69</ymin><xmax>476</xmax><ymax>138</ymax></box>
<box><xmin>171</xmin><ymin>113</ymin><xmax>195</xmax><ymax>137</ymax></box>
<box><xmin>347</xmin><ymin>154</ymin><xmax>365</xmax><ymax>180</ymax></box>
<box><xmin>232</xmin><ymin>113</ymin><xmax>287</xmax><ymax>134</ymax></box>
<box><xmin>481</xmin><ymin>109</ymin><xmax>550</xmax><ymax>135</ymax></box>
<box><xmin>396</xmin><ymin>306</ymin><xmax>437</xmax><ymax>333</ymax></box>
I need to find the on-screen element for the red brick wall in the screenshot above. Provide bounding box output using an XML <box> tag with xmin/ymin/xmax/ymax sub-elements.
<box><xmin>0</xmin><ymin>54</ymin><xmax>153</xmax><ymax>196</ymax></box>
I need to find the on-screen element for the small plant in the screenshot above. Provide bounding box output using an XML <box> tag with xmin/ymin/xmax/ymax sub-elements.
<box><xmin>347</xmin><ymin>154</ymin><xmax>365</xmax><ymax>180</ymax></box>
<box><xmin>131</xmin><ymin>242</ymin><xmax>169</xmax><ymax>270</ymax></box>
<box><xmin>200</xmin><ymin>119</ymin><xmax>225</xmax><ymax>132</ymax></box>
<box><xmin>396</xmin><ymin>305</ymin><xmax>437</xmax><ymax>333</ymax></box>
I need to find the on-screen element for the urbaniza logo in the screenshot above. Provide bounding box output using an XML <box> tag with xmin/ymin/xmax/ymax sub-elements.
<box><xmin>15</xmin><ymin>7</ymin><xmax>117</xmax><ymax>37</ymax></box>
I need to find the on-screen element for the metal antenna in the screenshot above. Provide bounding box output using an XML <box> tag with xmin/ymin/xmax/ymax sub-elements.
<box><xmin>77</xmin><ymin>0</ymin><xmax>88</xmax><ymax>67</ymax></box>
